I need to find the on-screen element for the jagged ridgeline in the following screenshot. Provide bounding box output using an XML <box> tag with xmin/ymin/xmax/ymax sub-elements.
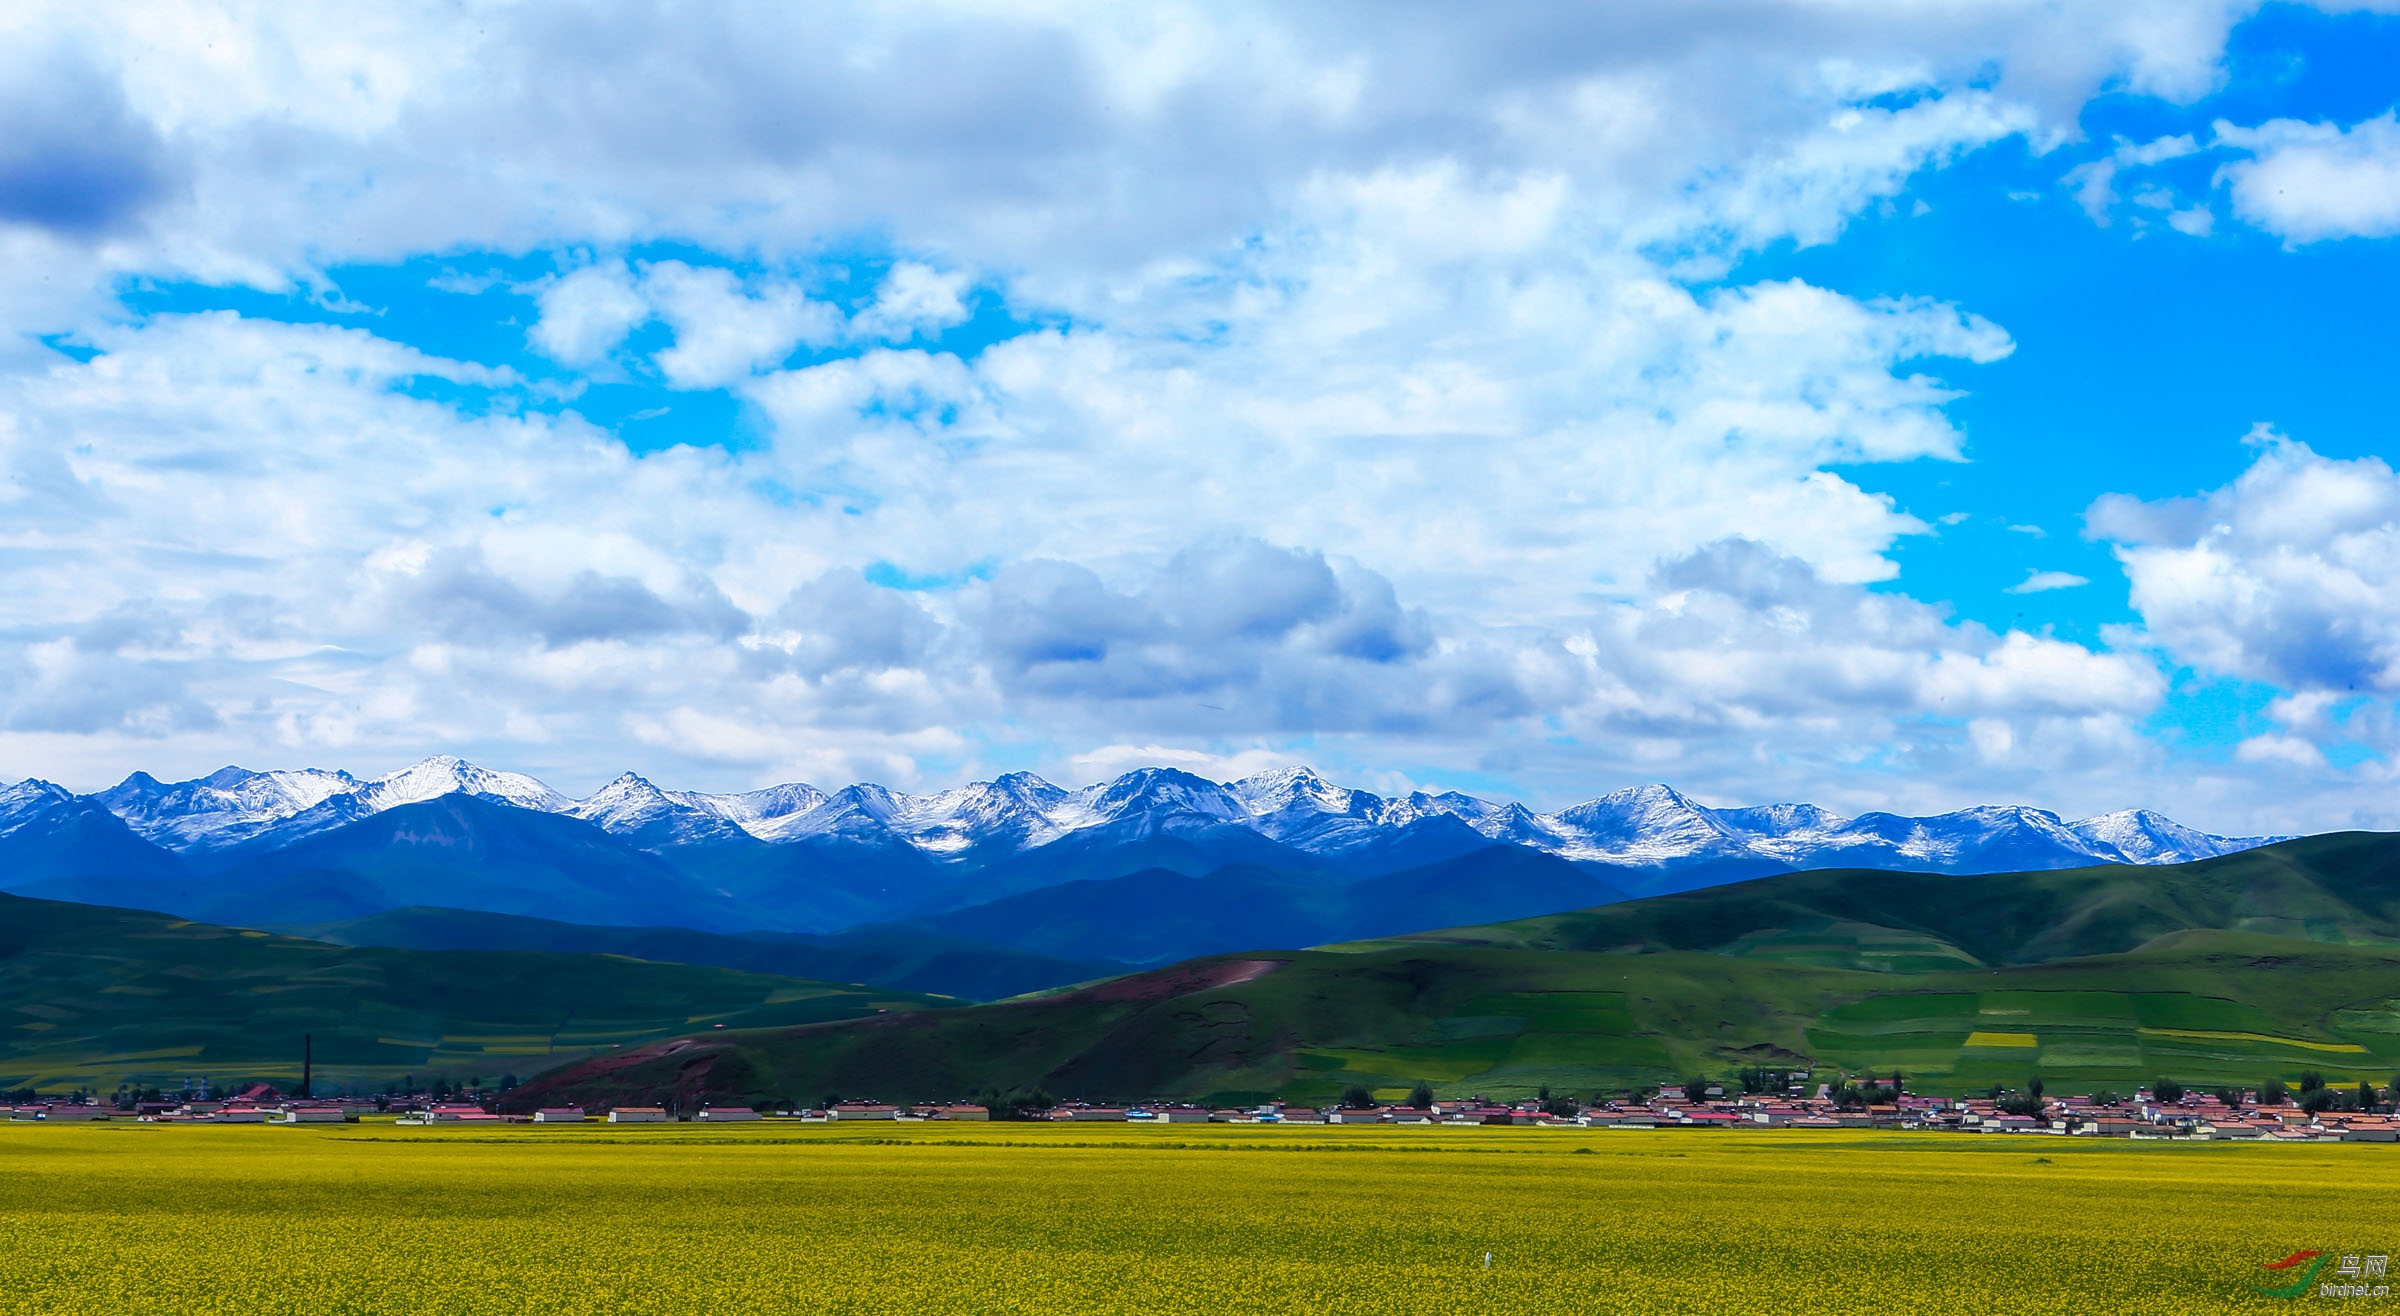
<box><xmin>1</xmin><ymin>757</ymin><xmax>2281</xmax><ymax>953</ymax></box>
<box><xmin>501</xmin><ymin>832</ymin><xmax>2400</xmax><ymax>1110</ymax></box>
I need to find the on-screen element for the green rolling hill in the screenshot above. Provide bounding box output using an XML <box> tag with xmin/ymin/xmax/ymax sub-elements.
<box><xmin>505</xmin><ymin>833</ymin><xmax>2400</xmax><ymax>1109</ymax></box>
<box><xmin>1380</xmin><ymin>830</ymin><xmax>2400</xmax><ymax>965</ymax></box>
<box><xmin>0</xmin><ymin>893</ymin><xmax>954</xmax><ymax>1091</ymax></box>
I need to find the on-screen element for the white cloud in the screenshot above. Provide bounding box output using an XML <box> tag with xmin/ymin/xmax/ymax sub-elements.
<box><xmin>2234</xmin><ymin>733</ymin><xmax>2327</xmax><ymax>770</ymax></box>
<box><xmin>529</xmin><ymin>260</ymin><xmax>839</xmax><ymax>387</ymax></box>
<box><xmin>0</xmin><ymin>0</ymin><xmax>2317</xmax><ymax>824</ymax></box>
<box><xmin>2061</xmin><ymin>133</ymin><xmax>2198</xmax><ymax>222</ymax></box>
<box><xmin>2008</xmin><ymin>570</ymin><xmax>2089</xmax><ymax>594</ymax></box>
<box><xmin>2092</xmin><ymin>429</ymin><xmax>2400</xmax><ymax>696</ymax></box>
<box><xmin>644</xmin><ymin>262</ymin><xmax>839</xmax><ymax>389</ymax></box>
<box><xmin>1069</xmin><ymin>743</ymin><xmax>1300</xmax><ymax>782</ymax></box>
<box><xmin>2217</xmin><ymin>112</ymin><xmax>2400</xmax><ymax>243</ymax></box>
<box><xmin>853</xmin><ymin>262</ymin><xmax>972</xmax><ymax>342</ymax></box>
<box><xmin>529</xmin><ymin>262</ymin><xmax>647</xmax><ymax>366</ymax></box>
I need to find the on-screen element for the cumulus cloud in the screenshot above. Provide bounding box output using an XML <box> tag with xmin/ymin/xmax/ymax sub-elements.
<box><xmin>529</xmin><ymin>262</ymin><xmax>648</xmax><ymax>366</ymax></box>
<box><xmin>529</xmin><ymin>260</ymin><xmax>839</xmax><ymax>385</ymax></box>
<box><xmin>0</xmin><ymin>0</ymin><xmax>2308</xmax><ymax>821</ymax></box>
<box><xmin>0</xmin><ymin>45</ymin><xmax>176</xmax><ymax>235</ymax></box>
<box><xmin>2092</xmin><ymin>429</ymin><xmax>2400</xmax><ymax>696</ymax></box>
<box><xmin>853</xmin><ymin>263</ymin><xmax>972</xmax><ymax>342</ymax></box>
<box><xmin>0</xmin><ymin>0</ymin><xmax>2263</xmax><ymax>332</ymax></box>
<box><xmin>2217</xmin><ymin>113</ymin><xmax>2400</xmax><ymax>243</ymax></box>
<box><xmin>2008</xmin><ymin>570</ymin><xmax>2088</xmax><ymax>594</ymax></box>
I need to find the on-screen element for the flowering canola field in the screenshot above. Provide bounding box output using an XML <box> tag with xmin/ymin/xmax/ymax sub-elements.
<box><xmin>0</xmin><ymin>1121</ymin><xmax>2383</xmax><ymax>1314</ymax></box>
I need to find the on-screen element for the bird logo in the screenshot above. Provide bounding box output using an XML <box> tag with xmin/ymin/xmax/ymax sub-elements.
<box><xmin>2252</xmin><ymin>1251</ymin><xmax>2327</xmax><ymax>1299</ymax></box>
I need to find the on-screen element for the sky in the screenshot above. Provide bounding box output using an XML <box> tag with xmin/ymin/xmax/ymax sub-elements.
<box><xmin>4</xmin><ymin>1</ymin><xmax>2400</xmax><ymax>832</ymax></box>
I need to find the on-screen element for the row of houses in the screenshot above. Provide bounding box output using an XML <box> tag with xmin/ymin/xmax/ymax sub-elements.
<box><xmin>17</xmin><ymin>1085</ymin><xmax>2397</xmax><ymax>1140</ymax></box>
<box><xmin>9</xmin><ymin>1099</ymin><xmax>367</xmax><ymax>1124</ymax></box>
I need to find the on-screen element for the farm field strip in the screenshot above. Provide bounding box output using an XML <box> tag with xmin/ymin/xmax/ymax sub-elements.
<box><xmin>0</xmin><ymin>1122</ymin><xmax>2389</xmax><ymax>1314</ymax></box>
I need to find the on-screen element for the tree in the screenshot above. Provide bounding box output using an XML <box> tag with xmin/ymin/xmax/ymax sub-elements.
<box><xmin>1407</xmin><ymin>1082</ymin><xmax>1434</xmax><ymax>1110</ymax></box>
<box><xmin>2299</xmin><ymin>1070</ymin><xmax>2326</xmax><ymax>1095</ymax></box>
<box><xmin>2361</xmin><ymin>1081</ymin><xmax>2381</xmax><ymax>1113</ymax></box>
<box><xmin>2152</xmin><ymin>1079</ymin><xmax>2184</xmax><ymax>1103</ymax></box>
<box><xmin>2260</xmin><ymin>1078</ymin><xmax>2289</xmax><ymax>1106</ymax></box>
<box><xmin>1339</xmin><ymin>1084</ymin><xmax>1376</xmax><ymax>1110</ymax></box>
<box><xmin>1680</xmin><ymin>1075</ymin><xmax>1713</xmax><ymax>1101</ymax></box>
<box><xmin>2299</xmin><ymin>1085</ymin><xmax>2339</xmax><ymax>1115</ymax></box>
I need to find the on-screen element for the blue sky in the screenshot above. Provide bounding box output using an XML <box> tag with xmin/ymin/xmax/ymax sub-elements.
<box><xmin>4</xmin><ymin>1</ymin><xmax>2400</xmax><ymax>832</ymax></box>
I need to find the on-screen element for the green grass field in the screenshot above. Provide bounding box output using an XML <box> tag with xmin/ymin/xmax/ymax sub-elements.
<box><xmin>0</xmin><ymin>893</ymin><xmax>952</xmax><ymax>1090</ymax></box>
<box><xmin>515</xmin><ymin>930</ymin><xmax>2400</xmax><ymax>1110</ymax></box>
<box><xmin>0</xmin><ymin>1120</ymin><xmax>2387</xmax><ymax>1314</ymax></box>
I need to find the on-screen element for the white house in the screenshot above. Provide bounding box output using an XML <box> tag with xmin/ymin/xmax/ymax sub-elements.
<box><xmin>607</xmin><ymin>1107</ymin><xmax>671</xmax><ymax>1123</ymax></box>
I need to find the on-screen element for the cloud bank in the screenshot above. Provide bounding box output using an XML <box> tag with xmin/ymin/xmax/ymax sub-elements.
<box><xmin>0</xmin><ymin>0</ymin><xmax>2389</xmax><ymax>835</ymax></box>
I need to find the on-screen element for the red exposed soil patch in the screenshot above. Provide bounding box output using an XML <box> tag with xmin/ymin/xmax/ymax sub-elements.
<box><xmin>1080</xmin><ymin>957</ymin><xmax>1284</xmax><ymax>1004</ymax></box>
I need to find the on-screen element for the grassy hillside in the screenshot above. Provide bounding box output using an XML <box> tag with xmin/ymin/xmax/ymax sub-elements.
<box><xmin>506</xmin><ymin>929</ymin><xmax>2400</xmax><ymax>1110</ymax></box>
<box><xmin>508</xmin><ymin>834</ymin><xmax>2400</xmax><ymax>1109</ymax></box>
<box><xmin>0</xmin><ymin>892</ymin><xmax>953</xmax><ymax>1091</ymax></box>
<box><xmin>1378</xmin><ymin>830</ymin><xmax>2400</xmax><ymax>966</ymax></box>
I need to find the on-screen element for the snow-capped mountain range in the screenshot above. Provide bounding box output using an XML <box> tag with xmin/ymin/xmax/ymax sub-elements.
<box><xmin>27</xmin><ymin>754</ymin><xmax>2277</xmax><ymax>874</ymax></box>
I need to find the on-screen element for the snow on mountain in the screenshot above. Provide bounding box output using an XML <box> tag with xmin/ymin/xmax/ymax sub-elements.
<box><xmin>359</xmin><ymin>755</ymin><xmax>569</xmax><ymax>813</ymax></box>
<box><xmin>1230</xmin><ymin>767</ymin><xmax>1387</xmax><ymax>851</ymax></box>
<box><xmin>566</xmin><ymin>773</ymin><xmax>753</xmax><ymax>847</ymax></box>
<box><xmin>889</xmin><ymin>773</ymin><xmax>1075</xmax><ymax>855</ymax></box>
<box><xmin>78</xmin><ymin>755</ymin><xmax>2285</xmax><ymax>877</ymax></box>
<box><xmin>680</xmin><ymin>782</ymin><xmax>830</xmax><ymax>842</ymax></box>
<box><xmin>1710</xmin><ymin>802</ymin><xmax>1845</xmax><ymax>840</ymax></box>
<box><xmin>95</xmin><ymin>766</ymin><xmax>362</xmax><ymax>851</ymax></box>
<box><xmin>0</xmin><ymin>778</ymin><xmax>75</xmax><ymax>834</ymax></box>
<box><xmin>1542</xmin><ymin>784</ymin><xmax>1757</xmax><ymax>864</ymax></box>
<box><xmin>1052</xmin><ymin>768</ymin><xmax>1242</xmax><ymax>829</ymax></box>
<box><xmin>2070</xmin><ymin>809</ymin><xmax>2272</xmax><ymax>865</ymax></box>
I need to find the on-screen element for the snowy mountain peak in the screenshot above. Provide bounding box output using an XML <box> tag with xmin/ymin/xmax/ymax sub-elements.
<box><xmin>1231</xmin><ymin>765</ymin><xmax>1365</xmax><ymax>818</ymax></box>
<box><xmin>1076</xmin><ymin>767</ymin><xmax>1247</xmax><ymax>828</ymax></box>
<box><xmin>94</xmin><ymin>764</ymin><xmax>362</xmax><ymax>851</ymax></box>
<box><xmin>565</xmin><ymin>771</ymin><xmax>755</xmax><ymax>847</ymax></box>
<box><xmin>2071</xmin><ymin>808</ymin><xmax>2242</xmax><ymax>865</ymax></box>
<box><xmin>0</xmin><ymin>778</ymin><xmax>75</xmax><ymax>831</ymax></box>
<box><xmin>70</xmin><ymin>756</ymin><xmax>2287</xmax><ymax>883</ymax></box>
<box><xmin>364</xmin><ymin>756</ymin><xmax>569</xmax><ymax>813</ymax></box>
<box><xmin>566</xmin><ymin>772</ymin><xmax>677</xmax><ymax>825</ymax></box>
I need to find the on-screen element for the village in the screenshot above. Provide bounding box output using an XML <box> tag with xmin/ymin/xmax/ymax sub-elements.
<box><xmin>10</xmin><ymin>1077</ymin><xmax>2400</xmax><ymax>1141</ymax></box>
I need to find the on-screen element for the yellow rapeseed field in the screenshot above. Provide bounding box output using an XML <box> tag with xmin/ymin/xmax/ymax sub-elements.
<box><xmin>0</xmin><ymin>1120</ymin><xmax>2386</xmax><ymax>1314</ymax></box>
